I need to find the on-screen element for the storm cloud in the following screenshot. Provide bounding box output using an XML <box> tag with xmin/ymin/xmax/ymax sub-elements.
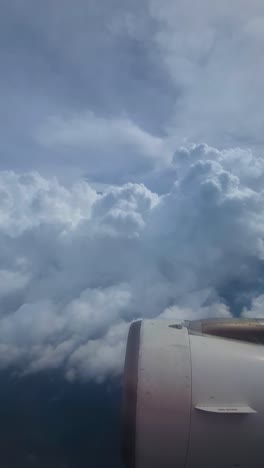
<box><xmin>0</xmin><ymin>143</ymin><xmax>264</xmax><ymax>380</ymax></box>
<box><xmin>2</xmin><ymin>2</ymin><xmax>264</xmax><ymax>466</ymax></box>
<box><xmin>0</xmin><ymin>0</ymin><xmax>264</xmax><ymax>382</ymax></box>
<box><xmin>1</xmin><ymin>0</ymin><xmax>264</xmax><ymax>182</ymax></box>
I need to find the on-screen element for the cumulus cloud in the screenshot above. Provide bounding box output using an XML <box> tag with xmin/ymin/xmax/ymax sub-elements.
<box><xmin>158</xmin><ymin>302</ymin><xmax>231</xmax><ymax>321</ymax></box>
<box><xmin>242</xmin><ymin>294</ymin><xmax>264</xmax><ymax>319</ymax></box>
<box><xmin>0</xmin><ymin>144</ymin><xmax>264</xmax><ymax>380</ymax></box>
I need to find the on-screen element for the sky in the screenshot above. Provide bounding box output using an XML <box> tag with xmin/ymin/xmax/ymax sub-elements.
<box><xmin>1</xmin><ymin>0</ymin><xmax>264</xmax><ymax>466</ymax></box>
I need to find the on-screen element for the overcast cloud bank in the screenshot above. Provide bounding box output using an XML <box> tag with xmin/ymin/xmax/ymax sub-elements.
<box><xmin>1</xmin><ymin>0</ymin><xmax>264</xmax><ymax>180</ymax></box>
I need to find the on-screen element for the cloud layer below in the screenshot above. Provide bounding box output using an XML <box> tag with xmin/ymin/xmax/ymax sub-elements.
<box><xmin>1</xmin><ymin>143</ymin><xmax>264</xmax><ymax>380</ymax></box>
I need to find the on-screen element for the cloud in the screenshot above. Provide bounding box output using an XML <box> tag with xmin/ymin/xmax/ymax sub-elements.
<box><xmin>158</xmin><ymin>302</ymin><xmax>231</xmax><ymax>321</ymax></box>
<box><xmin>0</xmin><ymin>143</ymin><xmax>264</xmax><ymax>380</ymax></box>
<box><xmin>242</xmin><ymin>294</ymin><xmax>264</xmax><ymax>319</ymax></box>
<box><xmin>37</xmin><ymin>112</ymin><xmax>170</xmax><ymax>183</ymax></box>
<box><xmin>66</xmin><ymin>321</ymin><xmax>128</xmax><ymax>383</ymax></box>
<box><xmin>149</xmin><ymin>0</ymin><xmax>264</xmax><ymax>148</ymax></box>
<box><xmin>1</xmin><ymin>0</ymin><xmax>264</xmax><ymax>191</ymax></box>
<box><xmin>0</xmin><ymin>0</ymin><xmax>174</xmax><ymax>180</ymax></box>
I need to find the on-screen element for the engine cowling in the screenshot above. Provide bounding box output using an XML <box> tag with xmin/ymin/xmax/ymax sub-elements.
<box><xmin>122</xmin><ymin>318</ymin><xmax>264</xmax><ymax>468</ymax></box>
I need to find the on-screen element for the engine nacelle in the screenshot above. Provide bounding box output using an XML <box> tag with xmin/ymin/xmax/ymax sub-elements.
<box><xmin>122</xmin><ymin>318</ymin><xmax>264</xmax><ymax>468</ymax></box>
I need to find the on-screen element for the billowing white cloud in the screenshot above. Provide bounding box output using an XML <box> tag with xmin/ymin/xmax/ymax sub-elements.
<box><xmin>242</xmin><ymin>294</ymin><xmax>264</xmax><ymax>319</ymax></box>
<box><xmin>0</xmin><ymin>144</ymin><xmax>264</xmax><ymax>380</ymax></box>
<box><xmin>158</xmin><ymin>302</ymin><xmax>231</xmax><ymax>321</ymax></box>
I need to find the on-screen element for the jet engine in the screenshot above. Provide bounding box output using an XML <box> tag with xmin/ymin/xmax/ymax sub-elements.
<box><xmin>122</xmin><ymin>318</ymin><xmax>264</xmax><ymax>468</ymax></box>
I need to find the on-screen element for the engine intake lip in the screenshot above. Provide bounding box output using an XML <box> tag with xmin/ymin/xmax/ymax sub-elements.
<box><xmin>121</xmin><ymin>320</ymin><xmax>141</xmax><ymax>468</ymax></box>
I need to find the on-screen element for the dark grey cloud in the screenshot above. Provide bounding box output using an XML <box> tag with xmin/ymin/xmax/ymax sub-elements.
<box><xmin>1</xmin><ymin>0</ymin><xmax>264</xmax><ymax>185</ymax></box>
<box><xmin>0</xmin><ymin>0</ymin><xmax>176</xmax><ymax>180</ymax></box>
<box><xmin>149</xmin><ymin>0</ymin><xmax>264</xmax><ymax>148</ymax></box>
